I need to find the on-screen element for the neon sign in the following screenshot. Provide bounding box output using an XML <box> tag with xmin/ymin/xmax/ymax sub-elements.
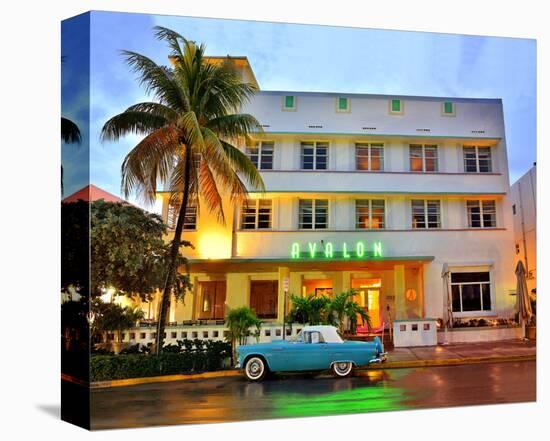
<box><xmin>291</xmin><ymin>241</ymin><xmax>383</xmax><ymax>259</ymax></box>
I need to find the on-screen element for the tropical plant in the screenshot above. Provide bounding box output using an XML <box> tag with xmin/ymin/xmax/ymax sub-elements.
<box><xmin>101</xmin><ymin>26</ymin><xmax>264</xmax><ymax>355</ymax></box>
<box><xmin>288</xmin><ymin>293</ymin><xmax>330</xmax><ymax>325</ymax></box>
<box><xmin>327</xmin><ymin>290</ymin><xmax>371</xmax><ymax>335</ymax></box>
<box><xmin>91</xmin><ymin>200</ymin><xmax>192</xmax><ymax>300</ymax></box>
<box><xmin>225</xmin><ymin>307</ymin><xmax>261</xmax><ymax>362</ymax></box>
<box><xmin>91</xmin><ymin>298</ymin><xmax>145</xmax><ymax>343</ymax></box>
<box><xmin>61</xmin><ymin>56</ymin><xmax>81</xmax><ymax>195</ymax></box>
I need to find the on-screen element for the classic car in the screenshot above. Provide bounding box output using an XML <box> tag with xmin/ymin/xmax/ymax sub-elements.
<box><xmin>236</xmin><ymin>325</ymin><xmax>386</xmax><ymax>381</ymax></box>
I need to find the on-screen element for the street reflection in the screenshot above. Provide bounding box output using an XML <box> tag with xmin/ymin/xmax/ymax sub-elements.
<box><xmin>91</xmin><ymin>361</ymin><xmax>536</xmax><ymax>430</ymax></box>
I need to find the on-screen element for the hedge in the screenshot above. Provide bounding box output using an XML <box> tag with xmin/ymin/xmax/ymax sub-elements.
<box><xmin>91</xmin><ymin>339</ymin><xmax>231</xmax><ymax>381</ymax></box>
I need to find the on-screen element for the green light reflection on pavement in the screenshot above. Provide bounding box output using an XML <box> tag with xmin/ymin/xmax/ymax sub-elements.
<box><xmin>271</xmin><ymin>385</ymin><xmax>407</xmax><ymax>418</ymax></box>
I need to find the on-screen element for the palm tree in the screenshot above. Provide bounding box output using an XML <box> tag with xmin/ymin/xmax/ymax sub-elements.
<box><xmin>101</xmin><ymin>27</ymin><xmax>264</xmax><ymax>355</ymax></box>
<box><xmin>61</xmin><ymin>56</ymin><xmax>82</xmax><ymax>195</ymax></box>
<box><xmin>225</xmin><ymin>306</ymin><xmax>261</xmax><ymax>364</ymax></box>
<box><xmin>288</xmin><ymin>293</ymin><xmax>330</xmax><ymax>325</ymax></box>
<box><xmin>327</xmin><ymin>290</ymin><xmax>371</xmax><ymax>335</ymax></box>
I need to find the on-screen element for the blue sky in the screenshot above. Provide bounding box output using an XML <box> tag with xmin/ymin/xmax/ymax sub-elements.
<box><xmin>62</xmin><ymin>11</ymin><xmax>536</xmax><ymax>205</ymax></box>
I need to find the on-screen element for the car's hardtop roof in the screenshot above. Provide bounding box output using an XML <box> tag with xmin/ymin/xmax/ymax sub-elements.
<box><xmin>300</xmin><ymin>325</ymin><xmax>343</xmax><ymax>343</ymax></box>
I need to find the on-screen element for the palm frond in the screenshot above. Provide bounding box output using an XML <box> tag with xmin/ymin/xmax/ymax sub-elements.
<box><xmin>61</xmin><ymin>117</ymin><xmax>81</xmax><ymax>144</ymax></box>
<box><xmin>122</xmin><ymin>50</ymin><xmax>185</xmax><ymax>111</ymax></box>
<box><xmin>121</xmin><ymin>126</ymin><xmax>180</xmax><ymax>203</ymax></box>
<box><xmin>101</xmin><ymin>110</ymin><xmax>168</xmax><ymax>142</ymax></box>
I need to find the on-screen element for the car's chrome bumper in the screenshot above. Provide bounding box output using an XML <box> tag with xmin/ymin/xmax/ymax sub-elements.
<box><xmin>368</xmin><ymin>352</ymin><xmax>388</xmax><ymax>364</ymax></box>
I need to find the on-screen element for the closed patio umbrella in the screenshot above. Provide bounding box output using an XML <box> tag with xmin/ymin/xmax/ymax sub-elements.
<box><xmin>441</xmin><ymin>263</ymin><xmax>453</xmax><ymax>329</ymax></box>
<box><xmin>515</xmin><ymin>260</ymin><xmax>533</xmax><ymax>337</ymax></box>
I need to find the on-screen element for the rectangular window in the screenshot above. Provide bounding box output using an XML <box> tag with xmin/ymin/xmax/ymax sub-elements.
<box><xmin>250</xmin><ymin>280</ymin><xmax>278</xmax><ymax>319</ymax></box>
<box><xmin>467</xmin><ymin>200</ymin><xmax>497</xmax><ymax>228</ymax></box>
<box><xmin>241</xmin><ymin>199</ymin><xmax>272</xmax><ymax>230</ymax></box>
<box><xmin>299</xmin><ymin>199</ymin><xmax>328</xmax><ymax>229</ymax></box>
<box><xmin>245</xmin><ymin>141</ymin><xmax>274</xmax><ymax>170</ymax></box>
<box><xmin>337</xmin><ymin>97</ymin><xmax>349</xmax><ymax>112</ymax></box>
<box><xmin>167</xmin><ymin>203</ymin><xmax>197</xmax><ymax>230</ymax></box>
<box><xmin>283</xmin><ymin>95</ymin><xmax>296</xmax><ymax>110</ymax></box>
<box><xmin>443</xmin><ymin>101</ymin><xmax>455</xmax><ymax>115</ymax></box>
<box><xmin>390</xmin><ymin>99</ymin><xmax>402</xmax><ymax>114</ymax></box>
<box><xmin>355</xmin><ymin>143</ymin><xmax>384</xmax><ymax>171</ymax></box>
<box><xmin>301</xmin><ymin>141</ymin><xmax>329</xmax><ymax>170</ymax></box>
<box><xmin>410</xmin><ymin>144</ymin><xmax>438</xmax><ymax>172</ymax></box>
<box><xmin>411</xmin><ymin>200</ymin><xmax>441</xmax><ymax>229</ymax></box>
<box><xmin>463</xmin><ymin>146</ymin><xmax>492</xmax><ymax>173</ymax></box>
<box><xmin>355</xmin><ymin>199</ymin><xmax>385</xmax><ymax>229</ymax></box>
<box><xmin>451</xmin><ymin>271</ymin><xmax>492</xmax><ymax>313</ymax></box>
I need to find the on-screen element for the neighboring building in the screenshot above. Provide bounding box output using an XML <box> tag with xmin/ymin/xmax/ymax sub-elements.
<box><xmin>62</xmin><ymin>184</ymin><xmax>126</xmax><ymax>204</ymax></box>
<box><xmin>126</xmin><ymin>58</ymin><xmax>520</xmax><ymax>345</ymax></box>
<box><xmin>510</xmin><ymin>165</ymin><xmax>537</xmax><ymax>294</ymax></box>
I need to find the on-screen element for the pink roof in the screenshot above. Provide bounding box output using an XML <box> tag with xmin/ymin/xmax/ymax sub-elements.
<box><xmin>62</xmin><ymin>184</ymin><xmax>126</xmax><ymax>203</ymax></box>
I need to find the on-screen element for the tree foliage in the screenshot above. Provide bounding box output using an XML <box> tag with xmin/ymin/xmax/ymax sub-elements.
<box><xmin>91</xmin><ymin>298</ymin><xmax>145</xmax><ymax>342</ymax></box>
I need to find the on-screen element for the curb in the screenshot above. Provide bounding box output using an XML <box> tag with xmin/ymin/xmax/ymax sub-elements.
<box><xmin>357</xmin><ymin>354</ymin><xmax>536</xmax><ymax>371</ymax></box>
<box><xmin>86</xmin><ymin>354</ymin><xmax>536</xmax><ymax>389</ymax></box>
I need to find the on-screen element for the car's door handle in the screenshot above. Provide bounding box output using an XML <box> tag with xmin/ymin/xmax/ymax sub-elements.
<box><xmin>272</xmin><ymin>347</ymin><xmax>284</xmax><ymax>351</ymax></box>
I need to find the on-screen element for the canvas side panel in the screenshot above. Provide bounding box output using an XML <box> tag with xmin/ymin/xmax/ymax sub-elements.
<box><xmin>61</xmin><ymin>11</ymin><xmax>91</xmax><ymax>430</ymax></box>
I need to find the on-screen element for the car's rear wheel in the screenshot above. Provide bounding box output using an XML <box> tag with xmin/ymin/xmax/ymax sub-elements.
<box><xmin>332</xmin><ymin>361</ymin><xmax>353</xmax><ymax>378</ymax></box>
<box><xmin>244</xmin><ymin>356</ymin><xmax>267</xmax><ymax>382</ymax></box>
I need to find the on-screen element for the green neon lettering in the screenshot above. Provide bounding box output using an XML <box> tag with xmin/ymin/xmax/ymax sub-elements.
<box><xmin>342</xmin><ymin>242</ymin><xmax>351</xmax><ymax>258</ymax></box>
<box><xmin>291</xmin><ymin>242</ymin><xmax>300</xmax><ymax>259</ymax></box>
<box><xmin>373</xmin><ymin>241</ymin><xmax>383</xmax><ymax>257</ymax></box>
<box><xmin>324</xmin><ymin>242</ymin><xmax>333</xmax><ymax>258</ymax></box>
<box><xmin>356</xmin><ymin>241</ymin><xmax>365</xmax><ymax>257</ymax></box>
<box><xmin>308</xmin><ymin>242</ymin><xmax>317</xmax><ymax>258</ymax></box>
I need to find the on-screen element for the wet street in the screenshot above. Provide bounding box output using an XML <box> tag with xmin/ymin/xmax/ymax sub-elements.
<box><xmin>91</xmin><ymin>361</ymin><xmax>536</xmax><ymax>430</ymax></box>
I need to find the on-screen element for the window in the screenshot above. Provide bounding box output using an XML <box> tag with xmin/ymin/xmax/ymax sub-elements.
<box><xmin>167</xmin><ymin>203</ymin><xmax>197</xmax><ymax>230</ymax></box>
<box><xmin>412</xmin><ymin>200</ymin><xmax>441</xmax><ymax>229</ymax></box>
<box><xmin>390</xmin><ymin>99</ymin><xmax>403</xmax><ymax>114</ymax></box>
<box><xmin>283</xmin><ymin>95</ymin><xmax>296</xmax><ymax>111</ymax></box>
<box><xmin>355</xmin><ymin>143</ymin><xmax>384</xmax><ymax>171</ymax></box>
<box><xmin>301</xmin><ymin>141</ymin><xmax>328</xmax><ymax>170</ymax></box>
<box><xmin>463</xmin><ymin>146</ymin><xmax>492</xmax><ymax>173</ymax></box>
<box><xmin>241</xmin><ymin>199</ymin><xmax>272</xmax><ymax>230</ymax></box>
<box><xmin>250</xmin><ymin>280</ymin><xmax>278</xmax><ymax>319</ymax></box>
<box><xmin>451</xmin><ymin>271</ymin><xmax>492</xmax><ymax>312</ymax></box>
<box><xmin>299</xmin><ymin>199</ymin><xmax>328</xmax><ymax>229</ymax></box>
<box><xmin>356</xmin><ymin>199</ymin><xmax>385</xmax><ymax>229</ymax></box>
<box><xmin>245</xmin><ymin>141</ymin><xmax>274</xmax><ymax>170</ymax></box>
<box><xmin>443</xmin><ymin>101</ymin><xmax>455</xmax><ymax>116</ymax></box>
<box><xmin>410</xmin><ymin>145</ymin><xmax>438</xmax><ymax>172</ymax></box>
<box><xmin>467</xmin><ymin>200</ymin><xmax>497</xmax><ymax>228</ymax></box>
<box><xmin>336</xmin><ymin>97</ymin><xmax>350</xmax><ymax>112</ymax></box>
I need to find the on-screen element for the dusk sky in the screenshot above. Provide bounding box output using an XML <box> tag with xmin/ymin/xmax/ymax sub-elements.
<box><xmin>62</xmin><ymin>11</ymin><xmax>536</xmax><ymax>207</ymax></box>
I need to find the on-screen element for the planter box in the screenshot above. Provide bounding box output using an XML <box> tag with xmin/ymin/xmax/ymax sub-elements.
<box><xmin>526</xmin><ymin>326</ymin><xmax>536</xmax><ymax>340</ymax></box>
<box><xmin>393</xmin><ymin>319</ymin><xmax>438</xmax><ymax>347</ymax></box>
<box><xmin>437</xmin><ymin>326</ymin><xmax>523</xmax><ymax>344</ymax></box>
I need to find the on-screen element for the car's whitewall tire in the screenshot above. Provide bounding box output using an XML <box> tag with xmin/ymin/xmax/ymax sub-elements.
<box><xmin>332</xmin><ymin>361</ymin><xmax>353</xmax><ymax>378</ymax></box>
<box><xmin>244</xmin><ymin>356</ymin><xmax>267</xmax><ymax>381</ymax></box>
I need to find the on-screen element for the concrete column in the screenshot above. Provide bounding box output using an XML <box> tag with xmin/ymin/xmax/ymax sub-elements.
<box><xmin>226</xmin><ymin>273</ymin><xmax>249</xmax><ymax>310</ymax></box>
<box><xmin>277</xmin><ymin>267</ymin><xmax>291</xmax><ymax>323</ymax></box>
<box><xmin>394</xmin><ymin>264</ymin><xmax>406</xmax><ymax>320</ymax></box>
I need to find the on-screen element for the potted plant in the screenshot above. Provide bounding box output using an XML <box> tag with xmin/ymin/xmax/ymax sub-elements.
<box><xmin>526</xmin><ymin>290</ymin><xmax>536</xmax><ymax>340</ymax></box>
<box><xmin>225</xmin><ymin>307</ymin><xmax>262</xmax><ymax>364</ymax></box>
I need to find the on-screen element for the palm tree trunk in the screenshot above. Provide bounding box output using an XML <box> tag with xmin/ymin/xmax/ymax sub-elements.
<box><xmin>155</xmin><ymin>146</ymin><xmax>192</xmax><ymax>355</ymax></box>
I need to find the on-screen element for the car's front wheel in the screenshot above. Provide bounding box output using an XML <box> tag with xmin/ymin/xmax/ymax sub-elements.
<box><xmin>244</xmin><ymin>356</ymin><xmax>267</xmax><ymax>381</ymax></box>
<box><xmin>332</xmin><ymin>361</ymin><xmax>353</xmax><ymax>378</ymax></box>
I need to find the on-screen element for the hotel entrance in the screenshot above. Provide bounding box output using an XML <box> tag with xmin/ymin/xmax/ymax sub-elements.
<box><xmin>351</xmin><ymin>278</ymin><xmax>383</xmax><ymax>329</ymax></box>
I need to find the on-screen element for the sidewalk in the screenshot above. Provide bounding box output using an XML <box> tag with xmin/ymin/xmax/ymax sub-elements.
<box><xmin>365</xmin><ymin>339</ymin><xmax>536</xmax><ymax>370</ymax></box>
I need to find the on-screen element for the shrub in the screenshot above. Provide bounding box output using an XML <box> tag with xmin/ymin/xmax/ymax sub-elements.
<box><xmin>90</xmin><ymin>339</ymin><xmax>231</xmax><ymax>381</ymax></box>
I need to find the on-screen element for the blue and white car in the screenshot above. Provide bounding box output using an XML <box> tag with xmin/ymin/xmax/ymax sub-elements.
<box><xmin>237</xmin><ymin>325</ymin><xmax>386</xmax><ymax>381</ymax></box>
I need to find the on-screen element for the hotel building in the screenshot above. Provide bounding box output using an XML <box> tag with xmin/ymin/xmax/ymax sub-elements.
<box><xmin>123</xmin><ymin>58</ymin><xmax>520</xmax><ymax>345</ymax></box>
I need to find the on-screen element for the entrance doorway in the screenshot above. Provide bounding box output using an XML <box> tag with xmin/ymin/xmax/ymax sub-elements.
<box><xmin>196</xmin><ymin>281</ymin><xmax>226</xmax><ymax>320</ymax></box>
<box><xmin>351</xmin><ymin>278</ymin><xmax>382</xmax><ymax>329</ymax></box>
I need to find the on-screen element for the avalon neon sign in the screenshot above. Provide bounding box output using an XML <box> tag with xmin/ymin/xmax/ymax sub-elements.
<box><xmin>290</xmin><ymin>241</ymin><xmax>383</xmax><ymax>259</ymax></box>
